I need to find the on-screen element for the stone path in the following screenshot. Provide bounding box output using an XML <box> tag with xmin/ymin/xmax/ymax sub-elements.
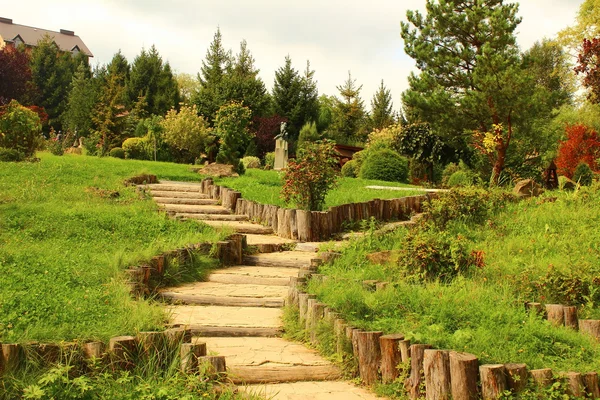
<box><xmin>145</xmin><ymin>181</ymin><xmax>381</xmax><ymax>400</ymax></box>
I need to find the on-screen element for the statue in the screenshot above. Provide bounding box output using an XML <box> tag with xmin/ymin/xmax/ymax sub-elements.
<box><xmin>274</xmin><ymin>122</ymin><xmax>289</xmax><ymax>170</ymax></box>
<box><xmin>275</xmin><ymin>122</ymin><xmax>289</xmax><ymax>142</ymax></box>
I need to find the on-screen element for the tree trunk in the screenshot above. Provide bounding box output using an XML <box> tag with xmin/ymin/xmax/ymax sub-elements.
<box><xmin>406</xmin><ymin>344</ymin><xmax>432</xmax><ymax>399</ymax></box>
<box><xmin>355</xmin><ymin>331</ymin><xmax>383</xmax><ymax>385</ymax></box>
<box><xmin>423</xmin><ymin>349</ymin><xmax>451</xmax><ymax>400</ymax></box>
<box><xmin>379</xmin><ymin>334</ymin><xmax>405</xmax><ymax>383</ymax></box>
<box><xmin>562</xmin><ymin>372</ymin><xmax>584</xmax><ymax>398</ymax></box>
<box><xmin>479</xmin><ymin>364</ymin><xmax>507</xmax><ymax>400</ymax></box>
<box><xmin>449</xmin><ymin>352</ymin><xmax>479</xmax><ymax>400</ymax></box>
<box><xmin>564</xmin><ymin>306</ymin><xmax>578</xmax><ymax>329</ymax></box>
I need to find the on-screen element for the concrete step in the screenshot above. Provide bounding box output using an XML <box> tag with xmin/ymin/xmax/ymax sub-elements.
<box><xmin>244</xmin><ymin>251</ymin><xmax>318</xmax><ymax>269</ymax></box>
<box><xmin>240</xmin><ymin>381</ymin><xmax>382</xmax><ymax>399</ymax></box>
<box><xmin>167</xmin><ymin>305</ymin><xmax>283</xmax><ymax>336</ymax></box>
<box><xmin>144</xmin><ymin>183</ymin><xmax>204</xmax><ymax>192</ymax></box>
<box><xmin>149</xmin><ymin>190</ymin><xmax>210</xmax><ymax>199</ymax></box>
<box><xmin>155</xmin><ymin>197</ymin><xmax>219</xmax><ymax>206</ymax></box>
<box><xmin>177</xmin><ymin>213</ymin><xmax>248</xmax><ymax>222</ymax></box>
<box><xmin>245</xmin><ymin>234</ymin><xmax>296</xmax><ymax>253</ymax></box>
<box><xmin>201</xmin><ymin>220</ymin><xmax>274</xmax><ymax>234</ymax></box>
<box><xmin>161</xmin><ymin>282</ymin><xmax>287</xmax><ymax>307</ymax></box>
<box><xmin>200</xmin><ymin>337</ymin><xmax>342</xmax><ymax>384</ymax></box>
<box><xmin>208</xmin><ymin>266</ymin><xmax>299</xmax><ymax>287</ymax></box>
<box><xmin>161</xmin><ymin>204</ymin><xmax>231</xmax><ymax>215</ymax></box>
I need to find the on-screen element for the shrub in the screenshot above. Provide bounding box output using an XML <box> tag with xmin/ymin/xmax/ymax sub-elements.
<box><xmin>341</xmin><ymin>160</ymin><xmax>358</xmax><ymax>177</ymax></box>
<box><xmin>109</xmin><ymin>147</ymin><xmax>125</xmax><ymax>159</ymax></box>
<box><xmin>424</xmin><ymin>187</ymin><xmax>515</xmax><ymax>230</ymax></box>
<box><xmin>396</xmin><ymin>229</ymin><xmax>477</xmax><ymax>281</ymax></box>
<box><xmin>447</xmin><ymin>170</ymin><xmax>474</xmax><ymax>187</ymax></box>
<box><xmin>573</xmin><ymin>162</ymin><xmax>594</xmax><ymax>186</ymax></box>
<box><xmin>0</xmin><ymin>147</ymin><xmax>25</xmax><ymax>162</ymax></box>
<box><xmin>441</xmin><ymin>163</ymin><xmax>460</xmax><ymax>185</ymax></box>
<box><xmin>281</xmin><ymin>140</ymin><xmax>339</xmax><ymax>211</ymax></box>
<box><xmin>264</xmin><ymin>152</ymin><xmax>275</xmax><ymax>169</ymax></box>
<box><xmin>162</xmin><ymin>104</ymin><xmax>211</xmax><ymax>162</ymax></box>
<box><xmin>122</xmin><ymin>137</ymin><xmax>149</xmax><ymax>160</ymax></box>
<box><xmin>242</xmin><ymin>156</ymin><xmax>261</xmax><ymax>169</ymax></box>
<box><xmin>46</xmin><ymin>129</ymin><xmax>64</xmax><ymax>156</ymax></box>
<box><xmin>215</xmin><ymin>102</ymin><xmax>252</xmax><ymax>174</ymax></box>
<box><xmin>0</xmin><ymin>99</ymin><xmax>42</xmax><ymax>157</ymax></box>
<box><xmin>298</xmin><ymin>121</ymin><xmax>320</xmax><ymax>148</ymax></box>
<box><xmin>556</xmin><ymin>124</ymin><xmax>600</xmax><ymax>178</ymax></box>
<box><xmin>359</xmin><ymin>149</ymin><xmax>408</xmax><ymax>182</ymax></box>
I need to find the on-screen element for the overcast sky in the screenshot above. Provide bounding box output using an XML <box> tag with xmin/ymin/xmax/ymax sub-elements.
<box><xmin>5</xmin><ymin>1</ymin><xmax>584</xmax><ymax>113</ymax></box>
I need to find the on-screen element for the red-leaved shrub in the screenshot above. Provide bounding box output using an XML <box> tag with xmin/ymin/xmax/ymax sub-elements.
<box><xmin>556</xmin><ymin>124</ymin><xmax>600</xmax><ymax>178</ymax></box>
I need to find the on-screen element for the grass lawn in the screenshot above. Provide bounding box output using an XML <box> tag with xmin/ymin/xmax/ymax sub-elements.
<box><xmin>307</xmin><ymin>186</ymin><xmax>600</xmax><ymax>375</ymax></box>
<box><xmin>214</xmin><ymin>169</ymin><xmax>426</xmax><ymax>209</ymax></box>
<box><xmin>0</xmin><ymin>153</ymin><xmax>224</xmax><ymax>343</ymax></box>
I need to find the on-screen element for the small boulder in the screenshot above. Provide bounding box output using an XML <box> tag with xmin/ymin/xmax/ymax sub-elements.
<box><xmin>513</xmin><ymin>179</ymin><xmax>544</xmax><ymax>198</ymax></box>
<box><xmin>198</xmin><ymin>163</ymin><xmax>239</xmax><ymax>178</ymax></box>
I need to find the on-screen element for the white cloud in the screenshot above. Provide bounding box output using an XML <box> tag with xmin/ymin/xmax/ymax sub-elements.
<box><xmin>6</xmin><ymin>0</ymin><xmax>584</xmax><ymax>113</ymax></box>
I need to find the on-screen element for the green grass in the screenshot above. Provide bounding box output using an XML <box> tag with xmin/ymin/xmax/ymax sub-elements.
<box><xmin>0</xmin><ymin>153</ymin><xmax>225</xmax><ymax>343</ymax></box>
<box><xmin>214</xmin><ymin>169</ymin><xmax>426</xmax><ymax>209</ymax></box>
<box><xmin>307</xmin><ymin>186</ymin><xmax>600</xmax><ymax>374</ymax></box>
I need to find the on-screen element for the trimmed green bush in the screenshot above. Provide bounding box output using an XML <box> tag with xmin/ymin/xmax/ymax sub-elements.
<box><xmin>441</xmin><ymin>163</ymin><xmax>460</xmax><ymax>185</ymax></box>
<box><xmin>0</xmin><ymin>147</ymin><xmax>25</xmax><ymax>162</ymax></box>
<box><xmin>264</xmin><ymin>152</ymin><xmax>275</xmax><ymax>169</ymax></box>
<box><xmin>0</xmin><ymin>100</ymin><xmax>42</xmax><ymax>157</ymax></box>
<box><xmin>109</xmin><ymin>147</ymin><xmax>125</xmax><ymax>159</ymax></box>
<box><xmin>359</xmin><ymin>149</ymin><xmax>408</xmax><ymax>183</ymax></box>
<box><xmin>242</xmin><ymin>156</ymin><xmax>261</xmax><ymax>169</ymax></box>
<box><xmin>447</xmin><ymin>170</ymin><xmax>473</xmax><ymax>187</ymax></box>
<box><xmin>341</xmin><ymin>160</ymin><xmax>358</xmax><ymax>178</ymax></box>
<box><xmin>573</xmin><ymin>162</ymin><xmax>594</xmax><ymax>186</ymax></box>
<box><xmin>122</xmin><ymin>137</ymin><xmax>149</xmax><ymax>160</ymax></box>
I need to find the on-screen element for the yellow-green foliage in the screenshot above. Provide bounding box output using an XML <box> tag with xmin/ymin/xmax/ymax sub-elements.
<box><xmin>0</xmin><ymin>100</ymin><xmax>42</xmax><ymax>157</ymax></box>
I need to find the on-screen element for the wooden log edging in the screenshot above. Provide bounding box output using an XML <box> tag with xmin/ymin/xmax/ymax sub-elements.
<box><xmin>288</xmin><ymin>267</ymin><xmax>600</xmax><ymax>398</ymax></box>
<box><xmin>200</xmin><ymin>178</ymin><xmax>433</xmax><ymax>242</ymax></box>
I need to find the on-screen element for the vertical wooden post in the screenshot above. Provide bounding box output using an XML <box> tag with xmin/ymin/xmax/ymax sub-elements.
<box><xmin>546</xmin><ymin>304</ymin><xmax>565</xmax><ymax>326</ymax></box>
<box><xmin>564</xmin><ymin>306</ymin><xmax>578</xmax><ymax>329</ymax></box>
<box><xmin>449</xmin><ymin>352</ymin><xmax>479</xmax><ymax>400</ymax></box>
<box><xmin>423</xmin><ymin>349</ymin><xmax>451</xmax><ymax>400</ymax></box>
<box><xmin>335</xmin><ymin>318</ymin><xmax>349</xmax><ymax>355</ymax></box>
<box><xmin>180</xmin><ymin>342</ymin><xmax>207</xmax><ymax>373</ymax></box>
<box><xmin>407</xmin><ymin>344</ymin><xmax>432</xmax><ymax>399</ymax></box>
<box><xmin>82</xmin><ymin>341</ymin><xmax>105</xmax><ymax>360</ymax></box>
<box><xmin>579</xmin><ymin>320</ymin><xmax>600</xmax><ymax>339</ymax></box>
<box><xmin>198</xmin><ymin>356</ymin><xmax>227</xmax><ymax>378</ymax></box>
<box><xmin>109</xmin><ymin>336</ymin><xmax>137</xmax><ymax>370</ymax></box>
<box><xmin>562</xmin><ymin>372</ymin><xmax>584</xmax><ymax>398</ymax></box>
<box><xmin>530</xmin><ymin>368</ymin><xmax>554</xmax><ymax>388</ymax></box>
<box><xmin>2</xmin><ymin>344</ymin><xmax>24</xmax><ymax>372</ymax></box>
<box><xmin>356</xmin><ymin>331</ymin><xmax>383</xmax><ymax>385</ymax></box>
<box><xmin>399</xmin><ymin>339</ymin><xmax>411</xmax><ymax>363</ymax></box>
<box><xmin>479</xmin><ymin>364</ymin><xmax>507</xmax><ymax>400</ymax></box>
<box><xmin>379</xmin><ymin>334</ymin><xmax>404</xmax><ymax>383</ymax></box>
<box><xmin>505</xmin><ymin>363</ymin><xmax>528</xmax><ymax>393</ymax></box>
<box><xmin>583</xmin><ymin>372</ymin><xmax>600</xmax><ymax>398</ymax></box>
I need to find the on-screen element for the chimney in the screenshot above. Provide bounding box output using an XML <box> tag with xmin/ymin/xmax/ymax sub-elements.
<box><xmin>60</xmin><ymin>29</ymin><xmax>74</xmax><ymax>36</ymax></box>
<box><xmin>0</xmin><ymin>17</ymin><xmax>13</xmax><ymax>24</ymax></box>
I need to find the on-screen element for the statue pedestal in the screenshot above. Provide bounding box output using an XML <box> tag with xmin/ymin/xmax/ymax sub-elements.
<box><xmin>274</xmin><ymin>139</ymin><xmax>288</xmax><ymax>170</ymax></box>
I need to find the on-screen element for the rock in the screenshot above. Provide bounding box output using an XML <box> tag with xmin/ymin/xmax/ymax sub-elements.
<box><xmin>198</xmin><ymin>163</ymin><xmax>239</xmax><ymax>178</ymax></box>
<box><xmin>560</xmin><ymin>176</ymin><xmax>576</xmax><ymax>191</ymax></box>
<box><xmin>513</xmin><ymin>179</ymin><xmax>544</xmax><ymax>198</ymax></box>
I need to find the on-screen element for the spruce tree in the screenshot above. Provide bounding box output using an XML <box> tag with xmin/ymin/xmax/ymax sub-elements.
<box><xmin>63</xmin><ymin>63</ymin><xmax>98</xmax><ymax>137</ymax></box>
<box><xmin>370</xmin><ymin>80</ymin><xmax>394</xmax><ymax>130</ymax></box>
<box><xmin>272</xmin><ymin>56</ymin><xmax>302</xmax><ymax>140</ymax></box>
<box><xmin>298</xmin><ymin>60</ymin><xmax>319</xmax><ymax>127</ymax></box>
<box><xmin>330</xmin><ymin>71</ymin><xmax>367</xmax><ymax>144</ymax></box>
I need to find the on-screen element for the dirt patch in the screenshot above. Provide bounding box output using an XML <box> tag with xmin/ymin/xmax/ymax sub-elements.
<box><xmin>85</xmin><ymin>187</ymin><xmax>120</xmax><ymax>199</ymax></box>
<box><xmin>197</xmin><ymin>163</ymin><xmax>239</xmax><ymax>178</ymax></box>
<box><xmin>123</xmin><ymin>174</ymin><xmax>158</xmax><ymax>186</ymax></box>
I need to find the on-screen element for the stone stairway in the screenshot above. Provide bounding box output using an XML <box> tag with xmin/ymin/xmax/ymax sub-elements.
<box><xmin>146</xmin><ymin>181</ymin><xmax>380</xmax><ymax>400</ymax></box>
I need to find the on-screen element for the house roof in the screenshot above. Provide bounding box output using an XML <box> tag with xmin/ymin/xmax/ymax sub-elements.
<box><xmin>0</xmin><ymin>17</ymin><xmax>93</xmax><ymax>57</ymax></box>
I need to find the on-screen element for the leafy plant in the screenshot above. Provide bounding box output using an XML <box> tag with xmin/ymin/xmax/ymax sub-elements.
<box><xmin>264</xmin><ymin>152</ymin><xmax>275</xmax><ymax>169</ymax></box>
<box><xmin>0</xmin><ymin>147</ymin><xmax>25</xmax><ymax>162</ymax></box>
<box><xmin>122</xmin><ymin>137</ymin><xmax>149</xmax><ymax>160</ymax></box>
<box><xmin>162</xmin><ymin>105</ymin><xmax>211</xmax><ymax>163</ymax></box>
<box><xmin>359</xmin><ymin>149</ymin><xmax>408</xmax><ymax>183</ymax></box>
<box><xmin>0</xmin><ymin>99</ymin><xmax>42</xmax><ymax>157</ymax></box>
<box><xmin>109</xmin><ymin>147</ymin><xmax>125</xmax><ymax>159</ymax></box>
<box><xmin>214</xmin><ymin>102</ymin><xmax>252</xmax><ymax>173</ymax></box>
<box><xmin>556</xmin><ymin>124</ymin><xmax>600</xmax><ymax>178</ymax></box>
<box><xmin>241</xmin><ymin>156</ymin><xmax>261</xmax><ymax>169</ymax></box>
<box><xmin>281</xmin><ymin>140</ymin><xmax>339</xmax><ymax>211</ymax></box>
<box><xmin>573</xmin><ymin>161</ymin><xmax>594</xmax><ymax>186</ymax></box>
<box><xmin>341</xmin><ymin>160</ymin><xmax>358</xmax><ymax>178</ymax></box>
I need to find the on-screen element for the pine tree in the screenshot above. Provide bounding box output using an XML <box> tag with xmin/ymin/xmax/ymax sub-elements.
<box><xmin>330</xmin><ymin>71</ymin><xmax>367</xmax><ymax>144</ymax></box>
<box><xmin>127</xmin><ymin>45</ymin><xmax>179</xmax><ymax>116</ymax></box>
<box><xmin>272</xmin><ymin>56</ymin><xmax>302</xmax><ymax>140</ymax></box>
<box><xmin>107</xmin><ymin>50</ymin><xmax>130</xmax><ymax>88</ymax></box>
<box><xmin>63</xmin><ymin>63</ymin><xmax>99</xmax><ymax>137</ymax></box>
<box><xmin>370</xmin><ymin>80</ymin><xmax>394</xmax><ymax>130</ymax></box>
<box><xmin>193</xmin><ymin>28</ymin><xmax>232</xmax><ymax>121</ymax></box>
<box><xmin>29</xmin><ymin>35</ymin><xmax>77</xmax><ymax>131</ymax></box>
<box><xmin>92</xmin><ymin>73</ymin><xmax>127</xmax><ymax>155</ymax></box>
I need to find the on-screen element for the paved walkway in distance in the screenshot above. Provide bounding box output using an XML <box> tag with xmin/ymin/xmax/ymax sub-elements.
<box><xmin>365</xmin><ymin>185</ymin><xmax>447</xmax><ymax>193</ymax></box>
<box><xmin>144</xmin><ymin>181</ymin><xmax>381</xmax><ymax>400</ymax></box>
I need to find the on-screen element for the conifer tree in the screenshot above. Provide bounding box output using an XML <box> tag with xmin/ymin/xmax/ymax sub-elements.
<box><xmin>63</xmin><ymin>63</ymin><xmax>98</xmax><ymax>137</ymax></box>
<box><xmin>330</xmin><ymin>71</ymin><xmax>367</xmax><ymax>144</ymax></box>
<box><xmin>370</xmin><ymin>80</ymin><xmax>394</xmax><ymax>130</ymax></box>
<box><xmin>272</xmin><ymin>56</ymin><xmax>302</xmax><ymax>140</ymax></box>
<box><xmin>298</xmin><ymin>60</ymin><xmax>319</xmax><ymax>128</ymax></box>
